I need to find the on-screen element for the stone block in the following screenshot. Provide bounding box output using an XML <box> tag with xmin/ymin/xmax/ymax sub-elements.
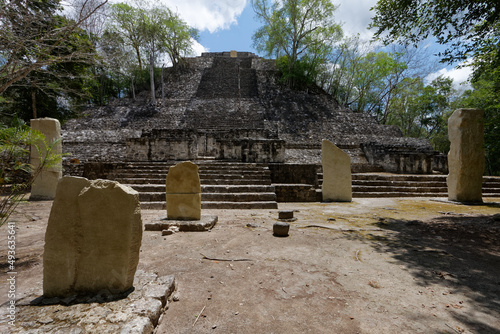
<box><xmin>321</xmin><ymin>139</ymin><xmax>352</xmax><ymax>202</ymax></box>
<box><xmin>279</xmin><ymin>211</ymin><xmax>294</xmax><ymax>219</ymax></box>
<box><xmin>43</xmin><ymin>176</ymin><xmax>142</xmax><ymax>298</ymax></box>
<box><xmin>273</xmin><ymin>222</ymin><xmax>290</xmax><ymax>237</ymax></box>
<box><xmin>30</xmin><ymin>118</ymin><xmax>62</xmax><ymax>200</ymax></box>
<box><xmin>166</xmin><ymin>161</ymin><xmax>201</xmax><ymax>220</ymax></box>
<box><xmin>447</xmin><ymin>109</ymin><xmax>484</xmax><ymax>202</ymax></box>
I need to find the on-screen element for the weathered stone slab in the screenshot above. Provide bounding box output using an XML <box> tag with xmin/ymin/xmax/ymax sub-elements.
<box><xmin>145</xmin><ymin>215</ymin><xmax>218</xmax><ymax>232</ymax></box>
<box><xmin>321</xmin><ymin>139</ymin><xmax>352</xmax><ymax>202</ymax></box>
<box><xmin>447</xmin><ymin>109</ymin><xmax>484</xmax><ymax>203</ymax></box>
<box><xmin>43</xmin><ymin>176</ymin><xmax>142</xmax><ymax>298</ymax></box>
<box><xmin>166</xmin><ymin>161</ymin><xmax>201</xmax><ymax>220</ymax></box>
<box><xmin>30</xmin><ymin>118</ymin><xmax>62</xmax><ymax>200</ymax></box>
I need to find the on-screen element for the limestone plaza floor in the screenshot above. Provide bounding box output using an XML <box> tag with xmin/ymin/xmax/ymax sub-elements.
<box><xmin>1</xmin><ymin>197</ymin><xmax>500</xmax><ymax>333</ymax></box>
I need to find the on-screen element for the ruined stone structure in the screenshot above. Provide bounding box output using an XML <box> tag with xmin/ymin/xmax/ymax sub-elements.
<box><xmin>62</xmin><ymin>51</ymin><xmax>446</xmax><ymax>174</ymax></box>
<box><xmin>59</xmin><ymin>51</ymin><xmax>486</xmax><ymax>206</ymax></box>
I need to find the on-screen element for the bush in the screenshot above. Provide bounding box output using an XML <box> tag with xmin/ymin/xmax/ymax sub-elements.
<box><xmin>0</xmin><ymin>125</ymin><xmax>62</xmax><ymax>226</ymax></box>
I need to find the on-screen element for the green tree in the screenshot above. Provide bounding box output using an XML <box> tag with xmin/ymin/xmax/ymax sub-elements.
<box><xmin>106</xmin><ymin>3</ymin><xmax>198</xmax><ymax>102</ymax></box>
<box><xmin>162</xmin><ymin>11</ymin><xmax>200</xmax><ymax>70</ymax></box>
<box><xmin>1</xmin><ymin>15</ymin><xmax>97</xmax><ymax>122</ymax></box>
<box><xmin>252</xmin><ymin>0</ymin><xmax>342</xmax><ymax>89</ymax></box>
<box><xmin>459</xmin><ymin>75</ymin><xmax>500</xmax><ymax>175</ymax></box>
<box><xmin>387</xmin><ymin>76</ymin><xmax>457</xmax><ymax>152</ymax></box>
<box><xmin>0</xmin><ymin>0</ymin><xmax>107</xmax><ymax>94</ymax></box>
<box><xmin>107</xmin><ymin>3</ymin><xmax>146</xmax><ymax>70</ymax></box>
<box><xmin>320</xmin><ymin>36</ymin><xmax>438</xmax><ymax>123</ymax></box>
<box><xmin>320</xmin><ymin>38</ymin><xmax>409</xmax><ymax>121</ymax></box>
<box><xmin>369</xmin><ymin>0</ymin><xmax>499</xmax><ymax>64</ymax></box>
<box><xmin>0</xmin><ymin>125</ymin><xmax>62</xmax><ymax>226</ymax></box>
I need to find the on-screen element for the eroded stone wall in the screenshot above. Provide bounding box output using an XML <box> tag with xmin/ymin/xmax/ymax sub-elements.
<box><xmin>126</xmin><ymin>129</ymin><xmax>285</xmax><ymax>163</ymax></box>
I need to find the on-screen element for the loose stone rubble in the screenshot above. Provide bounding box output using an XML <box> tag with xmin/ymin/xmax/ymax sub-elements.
<box><xmin>166</xmin><ymin>161</ymin><xmax>201</xmax><ymax>220</ymax></box>
<box><xmin>43</xmin><ymin>176</ymin><xmax>142</xmax><ymax>297</ymax></box>
<box><xmin>6</xmin><ymin>271</ymin><xmax>175</xmax><ymax>334</ymax></box>
<box><xmin>447</xmin><ymin>109</ymin><xmax>485</xmax><ymax>203</ymax></box>
<box><xmin>30</xmin><ymin>117</ymin><xmax>62</xmax><ymax>200</ymax></box>
<box><xmin>321</xmin><ymin>139</ymin><xmax>352</xmax><ymax>202</ymax></box>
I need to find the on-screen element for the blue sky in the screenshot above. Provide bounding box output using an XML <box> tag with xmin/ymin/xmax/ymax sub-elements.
<box><xmin>132</xmin><ymin>0</ymin><xmax>472</xmax><ymax>90</ymax></box>
<box><xmin>199</xmin><ymin>4</ymin><xmax>260</xmax><ymax>54</ymax></box>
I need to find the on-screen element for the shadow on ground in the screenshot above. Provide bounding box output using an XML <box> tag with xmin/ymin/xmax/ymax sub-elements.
<box><xmin>370</xmin><ymin>213</ymin><xmax>500</xmax><ymax>334</ymax></box>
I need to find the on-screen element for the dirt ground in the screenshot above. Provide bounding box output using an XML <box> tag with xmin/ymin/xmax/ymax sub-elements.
<box><xmin>1</xmin><ymin>197</ymin><xmax>500</xmax><ymax>333</ymax></box>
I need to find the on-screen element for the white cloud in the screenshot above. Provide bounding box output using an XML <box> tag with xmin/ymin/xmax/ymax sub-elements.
<box><xmin>335</xmin><ymin>0</ymin><xmax>377</xmax><ymax>40</ymax></box>
<box><xmin>151</xmin><ymin>0</ymin><xmax>247</xmax><ymax>33</ymax></box>
<box><xmin>191</xmin><ymin>39</ymin><xmax>209</xmax><ymax>56</ymax></box>
<box><xmin>426</xmin><ymin>61</ymin><xmax>473</xmax><ymax>92</ymax></box>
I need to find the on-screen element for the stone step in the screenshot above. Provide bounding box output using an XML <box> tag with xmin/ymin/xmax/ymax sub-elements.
<box><xmin>352</xmin><ymin>192</ymin><xmax>448</xmax><ymax>198</ymax></box>
<box><xmin>201</xmin><ymin>179</ymin><xmax>272</xmax><ymax>185</ymax></box>
<box><xmin>353</xmin><ymin>185</ymin><xmax>448</xmax><ymax>193</ymax></box>
<box><xmin>110</xmin><ymin>170</ymin><xmax>270</xmax><ymax>179</ymax></box>
<box><xmin>114</xmin><ymin>165</ymin><xmax>271</xmax><ymax>172</ymax></box>
<box><xmin>115</xmin><ymin>178</ymin><xmax>272</xmax><ymax>185</ymax></box>
<box><xmin>352</xmin><ymin>174</ymin><xmax>447</xmax><ymax>182</ymax></box>
<box><xmin>483</xmin><ymin>188</ymin><xmax>500</xmax><ymax>193</ymax></box>
<box><xmin>130</xmin><ymin>184</ymin><xmax>276</xmax><ymax>193</ymax></box>
<box><xmin>138</xmin><ymin>192</ymin><xmax>277</xmax><ymax>202</ymax></box>
<box><xmin>353</xmin><ymin>192</ymin><xmax>499</xmax><ymax>198</ymax></box>
<box><xmin>140</xmin><ymin>201</ymin><xmax>278</xmax><ymax>210</ymax></box>
<box><xmin>120</xmin><ymin>161</ymin><xmax>278</xmax><ymax>209</ymax></box>
<box><xmin>201</xmin><ymin>201</ymin><xmax>278</xmax><ymax>209</ymax></box>
<box><xmin>202</xmin><ymin>192</ymin><xmax>277</xmax><ymax>202</ymax></box>
<box><xmin>352</xmin><ymin>180</ymin><xmax>448</xmax><ymax>187</ymax></box>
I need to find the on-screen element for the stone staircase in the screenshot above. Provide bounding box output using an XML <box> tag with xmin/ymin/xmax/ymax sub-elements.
<box><xmin>107</xmin><ymin>161</ymin><xmax>278</xmax><ymax>210</ymax></box>
<box><xmin>105</xmin><ymin>162</ymin><xmax>500</xmax><ymax>209</ymax></box>
<box><xmin>319</xmin><ymin>173</ymin><xmax>500</xmax><ymax>197</ymax></box>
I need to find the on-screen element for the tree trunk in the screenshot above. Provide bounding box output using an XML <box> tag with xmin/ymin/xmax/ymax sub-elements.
<box><xmin>161</xmin><ymin>64</ymin><xmax>165</xmax><ymax>105</ymax></box>
<box><xmin>135</xmin><ymin>47</ymin><xmax>142</xmax><ymax>71</ymax></box>
<box><xmin>150</xmin><ymin>53</ymin><xmax>155</xmax><ymax>104</ymax></box>
<box><xmin>31</xmin><ymin>85</ymin><xmax>37</xmax><ymax>119</ymax></box>
<box><xmin>131</xmin><ymin>76</ymin><xmax>136</xmax><ymax>101</ymax></box>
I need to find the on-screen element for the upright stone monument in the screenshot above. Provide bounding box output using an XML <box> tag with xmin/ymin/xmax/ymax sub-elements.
<box><xmin>43</xmin><ymin>176</ymin><xmax>143</xmax><ymax>297</ymax></box>
<box><xmin>166</xmin><ymin>161</ymin><xmax>201</xmax><ymax>220</ymax></box>
<box><xmin>322</xmin><ymin>139</ymin><xmax>352</xmax><ymax>202</ymax></box>
<box><xmin>30</xmin><ymin>118</ymin><xmax>62</xmax><ymax>200</ymax></box>
<box><xmin>447</xmin><ymin>109</ymin><xmax>484</xmax><ymax>202</ymax></box>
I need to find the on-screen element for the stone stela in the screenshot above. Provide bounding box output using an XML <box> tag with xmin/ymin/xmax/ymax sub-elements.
<box><xmin>145</xmin><ymin>161</ymin><xmax>218</xmax><ymax>232</ymax></box>
<box><xmin>166</xmin><ymin>161</ymin><xmax>202</xmax><ymax>220</ymax></box>
<box><xmin>321</xmin><ymin>139</ymin><xmax>352</xmax><ymax>202</ymax></box>
<box><xmin>30</xmin><ymin>117</ymin><xmax>62</xmax><ymax>200</ymax></box>
<box><xmin>447</xmin><ymin>108</ymin><xmax>485</xmax><ymax>203</ymax></box>
<box><xmin>43</xmin><ymin>176</ymin><xmax>142</xmax><ymax>298</ymax></box>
